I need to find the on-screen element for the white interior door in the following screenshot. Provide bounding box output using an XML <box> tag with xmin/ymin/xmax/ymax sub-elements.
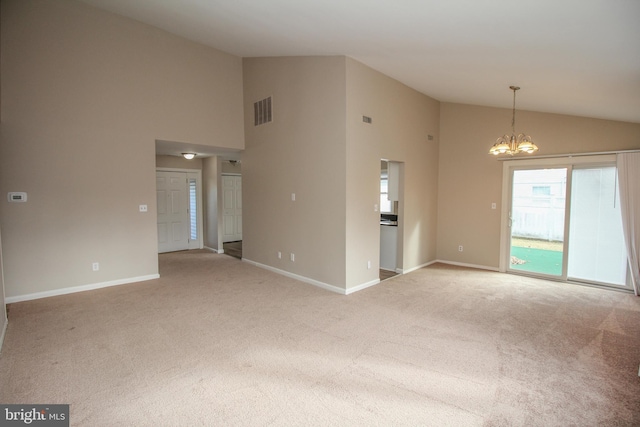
<box><xmin>157</xmin><ymin>171</ymin><xmax>189</xmax><ymax>253</ymax></box>
<box><xmin>222</xmin><ymin>175</ymin><xmax>242</xmax><ymax>242</ymax></box>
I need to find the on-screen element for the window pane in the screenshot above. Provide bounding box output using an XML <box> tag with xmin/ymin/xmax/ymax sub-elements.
<box><xmin>380</xmin><ymin>177</ymin><xmax>392</xmax><ymax>213</ymax></box>
<box><xmin>380</xmin><ymin>194</ymin><xmax>392</xmax><ymax>213</ymax></box>
<box><xmin>567</xmin><ymin>167</ymin><xmax>627</xmax><ymax>286</ymax></box>
<box><xmin>189</xmin><ymin>179</ymin><xmax>197</xmax><ymax>240</ymax></box>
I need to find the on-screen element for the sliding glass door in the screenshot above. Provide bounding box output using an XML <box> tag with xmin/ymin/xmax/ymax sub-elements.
<box><xmin>504</xmin><ymin>157</ymin><xmax>630</xmax><ymax>290</ymax></box>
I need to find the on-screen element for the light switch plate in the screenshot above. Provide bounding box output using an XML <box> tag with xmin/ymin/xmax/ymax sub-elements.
<box><xmin>8</xmin><ymin>192</ymin><xmax>27</xmax><ymax>202</ymax></box>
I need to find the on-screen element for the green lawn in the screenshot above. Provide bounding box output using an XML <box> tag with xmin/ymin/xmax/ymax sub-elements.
<box><xmin>510</xmin><ymin>246</ymin><xmax>563</xmax><ymax>276</ymax></box>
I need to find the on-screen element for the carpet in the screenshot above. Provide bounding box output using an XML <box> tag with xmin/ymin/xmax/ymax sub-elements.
<box><xmin>1</xmin><ymin>251</ymin><xmax>639</xmax><ymax>426</ymax></box>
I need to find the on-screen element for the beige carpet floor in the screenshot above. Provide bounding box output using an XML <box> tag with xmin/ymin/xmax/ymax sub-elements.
<box><xmin>1</xmin><ymin>250</ymin><xmax>639</xmax><ymax>426</ymax></box>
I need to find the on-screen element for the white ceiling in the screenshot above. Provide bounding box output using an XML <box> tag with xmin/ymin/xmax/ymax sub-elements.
<box><xmin>82</xmin><ymin>0</ymin><xmax>640</xmax><ymax>127</ymax></box>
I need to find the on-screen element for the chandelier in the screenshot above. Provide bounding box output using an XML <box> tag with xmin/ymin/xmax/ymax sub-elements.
<box><xmin>489</xmin><ymin>86</ymin><xmax>538</xmax><ymax>156</ymax></box>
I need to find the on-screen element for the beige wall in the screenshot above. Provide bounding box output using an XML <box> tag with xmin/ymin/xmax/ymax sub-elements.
<box><xmin>438</xmin><ymin>102</ymin><xmax>640</xmax><ymax>268</ymax></box>
<box><xmin>242</xmin><ymin>56</ymin><xmax>348</xmax><ymax>288</ymax></box>
<box><xmin>0</xmin><ymin>0</ymin><xmax>244</xmax><ymax>299</ymax></box>
<box><xmin>345</xmin><ymin>58</ymin><xmax>440</xmax><ymax>289</ymax></box>
<box><xmin>156</xmin><ymin>155</ymin><xmax>203</xmax><ymax>170</ymax></box>
<box><xmin>4</xmin><ymin>0</ymin><xmax>636</xmax><ymax>302</ymax></box>
<box><xmin>242</xmin><ymin>56</ymin><xmax>440</xmax><ymax>291</ymax></box>
<box><xmin>221</xmin><ymin>160</ymin><xmax>242</xmax><ymax>175</ymax></box>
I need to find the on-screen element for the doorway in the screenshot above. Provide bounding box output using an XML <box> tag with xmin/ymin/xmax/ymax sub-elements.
<box><xmin>379</xmin><ymin>160</ymin><xmax>402</xmax><ymax>280</ymax></box>
<box><xmin>503</xmin><ymin>156</ymin><xmax>630</xmax><ymax>290</ymax></box>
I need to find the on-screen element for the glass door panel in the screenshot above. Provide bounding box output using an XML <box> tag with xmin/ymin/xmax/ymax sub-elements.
<box><xmin>567</xmin><ymin>167</ymin><xmax>628</xmax><ymax>287</ymax></box>
<box><xmin>509</xmin><ymin>168</ymin><xmax>567</xmax><ymax>277</ymax></box>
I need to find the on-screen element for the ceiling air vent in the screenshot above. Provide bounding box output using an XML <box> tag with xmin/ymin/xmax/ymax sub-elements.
<box><xmin>254</xmin><ymin>96</ymin><xmax>272</xmax><ymax>126</ymax></box>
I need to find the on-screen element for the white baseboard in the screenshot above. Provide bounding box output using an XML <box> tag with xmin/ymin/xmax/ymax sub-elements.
<box><xmin>5</xmin><ymin>274</ymin><xmax>160</xmax><ymax>304</ymax></box>
<box><xmin>203</xmin><ymin>246</ymin><xmax>222</xmax><ymax>253</ymax></box>
<box><xmin>399</xmin><ymin>260</ymin><xmax>439</xmax><ymax>275</ymax></box>
<box><xmin>435</xmin><ymin>260</ymin><xmax>499</xmax><ymax>272</ymax></box>
<box><xmin>242</xmin><ymin>259</ymin><xmax>352</xmax><ymax>295</ymax></box>
<box><xmin>345</xmin><ymin>278</ymin><xmax>380</xmax><ymax>295</ymax></box>
<box><xmin>0</xmin><ymin>316</ymin><xmax>7</xmax><ymax>354</ymax></box>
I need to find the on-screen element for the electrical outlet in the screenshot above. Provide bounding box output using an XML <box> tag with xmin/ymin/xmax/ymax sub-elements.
<box><xmin>92</xmin><ymin>262</ymin><xmax>99</xmax><ymax>271</ymax></box>
<box><xmin>277</xmin><ymin>251</ymin><xmax>282</xmax><ymax>259</ymax></box>
<box><xmin>290</xmin><ymin>253</ymin><xmax>295</xmax><ymax>262</ymax></box>
<box><xmin>458</xmin><ymin>245</ymin><xmax>463</xmax><ymax>252</ymax></box>
<box><xmin>367</xmin><ymin>260</ymin><xmax>371</xmax><ymax>269</ymax></box>
<box><xmin>139</xmin><ymin>204</ymin><xmax>148</xmax><ymax>212</ymax></box>
<box><xmin>291</xmin><ymin>193</ymin><xmax>296</xmax><ymax>201</ymax></box>
<box><xmin>491</xmin><ymin>202</ymin><xmax>497</xmax><ymax>210</ymax></box>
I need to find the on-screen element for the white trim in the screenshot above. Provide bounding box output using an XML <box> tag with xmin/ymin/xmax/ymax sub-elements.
<box><xmin>400</xmin><ymin>260</ymin><xmax>439</xmax><ymax>275</ymax></box>
<box><xmin>0</xmin><ymin>317</ymin><xmax>7</xmax><ymax>354</ymax></box>
<box><xmin>345</xmin><ymin>278</ymin><xmax>380</xmax><ymax>295</ymax></box>
<box><xmin>496</xmin><ymin>149</ymin><xmax>640</xmax><ymax>161</ymax></box>
<box><xmin>435</xmin><ymin>260</ymin><xmax>500</xmax><ymax>272</ymax></box>
<box><xmin>203</xmin><ymin>246</ymin><xmax>221</xmax><ymax>253</ymax></box>
<box><xmin>5</xmin><ymin>274</ymin><xmax>160</xmax><ymax>304</ymax></box>
<box><xmin>156</xmin><ymin>167</ymin><xmax>201</xmax><ymax>173</ymax></box>
<box><xmin>501</xmin><ymin>154</ymin><xmax>616</xmax><ymax>170</ymax></box>
<box><xmin>242</xmin><ymin>258</ymin><xmax>348</xmax><ymax>294</ymax></box>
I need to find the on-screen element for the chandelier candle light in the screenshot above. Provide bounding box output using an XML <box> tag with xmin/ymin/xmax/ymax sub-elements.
<box><xmin>489</xmin><ymin>86</ymin><xmax>538</xmax><ymax>156</ymax></box>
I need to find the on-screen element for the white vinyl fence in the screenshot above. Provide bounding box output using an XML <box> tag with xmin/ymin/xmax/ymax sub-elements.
<box><xmin>511</xmin><ymin>169</ymin><xmax>566</xmax><ymax>242</ymax></box>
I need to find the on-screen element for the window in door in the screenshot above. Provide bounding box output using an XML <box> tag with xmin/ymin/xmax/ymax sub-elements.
<box><xmin>189</xmin><ymin>178</ymin><xmax>198</xmax><ymax>241</ymax></box>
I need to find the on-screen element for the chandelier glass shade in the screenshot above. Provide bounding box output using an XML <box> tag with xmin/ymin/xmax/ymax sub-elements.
<box><xmin>489</xmin><ymin>86</ymin><xmax>538</xmax><ymax>156</ymax></box>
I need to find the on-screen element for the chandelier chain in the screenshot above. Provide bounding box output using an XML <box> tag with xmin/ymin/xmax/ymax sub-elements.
<box><xmin>511</xmin><ymin>88</ymin><xmax>516</xmax><ymax>134</ymax></box>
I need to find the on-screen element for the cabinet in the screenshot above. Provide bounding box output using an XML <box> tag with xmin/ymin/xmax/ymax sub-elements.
<box><xmin>380</xmin><ymin>225</ymin><xmax>397</xmax><ymax>271</ymax></box>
